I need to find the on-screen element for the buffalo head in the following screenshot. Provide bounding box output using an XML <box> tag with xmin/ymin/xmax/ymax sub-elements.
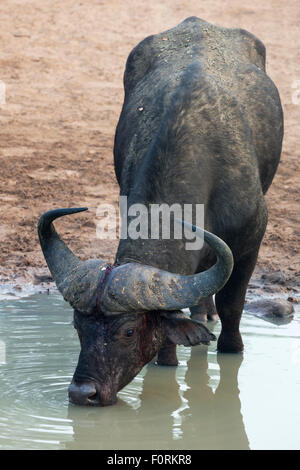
<box><xmin>38</xmin><ymin>208</ymin><xmax>233</xmax><ymax>406</ymax></box>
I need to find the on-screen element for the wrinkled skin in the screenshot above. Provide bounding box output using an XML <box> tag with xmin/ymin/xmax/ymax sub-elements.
<box><xmin>69</xmin><ymin>310</ymin><xmax>215</xmax><ymax>406</ymax></box>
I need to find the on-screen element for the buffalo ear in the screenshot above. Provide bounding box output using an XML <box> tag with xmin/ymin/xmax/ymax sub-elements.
<box><xmin>162</xmin><ymin>316</ymin><xmax>216</xmax><ymax>346</ymax></box>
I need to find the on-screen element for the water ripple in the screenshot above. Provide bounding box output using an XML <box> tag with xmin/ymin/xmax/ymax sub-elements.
<box><xmin>0</xmin><ymin>293</ymin><xmax>299</xmax><ymax>449</ymax></box>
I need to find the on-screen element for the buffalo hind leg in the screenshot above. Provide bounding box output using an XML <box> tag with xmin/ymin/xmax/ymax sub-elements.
<box><xmin>157</xmin><ymin>339</ymin><xmax>178</xmax><ymax>366</ymax></box>
<box><xmin>216</xmin><ymin>248</ymin><xmax>259</xmax><ymax>353</ymax></box>
<box><xmin>190</xmin><ymin>297</ymin><xmax>218</xmax><ymax>322</ymax></box>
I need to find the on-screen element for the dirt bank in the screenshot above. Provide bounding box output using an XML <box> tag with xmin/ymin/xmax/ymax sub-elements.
<box><xmin>0</xmin><ymin>0</ymin><xmax>299</xmax><ymax>296</ymax></box>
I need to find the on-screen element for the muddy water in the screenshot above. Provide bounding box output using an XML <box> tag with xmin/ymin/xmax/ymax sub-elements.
<box><xmin>0</xmin><ymin>293</ymin><xmax>299</xmax><ymax>450</ymax></box>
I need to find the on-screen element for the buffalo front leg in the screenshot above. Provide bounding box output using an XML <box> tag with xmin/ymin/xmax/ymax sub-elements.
<box><xmin>157</xmin><ymin>339</ymin><xmax>178</xmax><ymax>366</ymax></box>
<box><xmin>215</xmin><ymin>249</ymin><xmax>259</xmax><ymax>353</ymax></box>
<box><xmin>190</xmin><ymin>297</ymin><xmax>218</xmax><ymax>322</ymax></box>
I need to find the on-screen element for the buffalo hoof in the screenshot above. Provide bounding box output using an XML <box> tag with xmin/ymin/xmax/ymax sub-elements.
<box><xmin>217</xmin><ymin>331</ymin><xmax>244</xmax><ymax>353</ymax></box>
<box><xmin>190</xmin><ymin>299</ymin><xmax>219</xmax><ymax>322</ymax></box>
<box><xmin>192</xmin><ymin>312</ymin><xmax>219</xmax><ymax>322</ymax></box>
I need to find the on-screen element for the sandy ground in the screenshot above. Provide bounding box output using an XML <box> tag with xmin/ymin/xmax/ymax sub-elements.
<box><xmin>0</xmin><ymin>0</ymin><xmax>299</xmax><ymax>296</ymax></box>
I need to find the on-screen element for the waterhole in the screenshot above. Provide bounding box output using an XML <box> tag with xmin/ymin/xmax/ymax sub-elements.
<box><xmin>0</xmin><ymin>293</ymin><xmax>299</xmax><ymax>450</ymax></box>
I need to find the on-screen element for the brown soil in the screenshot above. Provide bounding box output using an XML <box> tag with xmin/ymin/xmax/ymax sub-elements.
<box><xmin>0</xmin><ymin>0</ymin><xmax>299</xmax><ymax>293</ymax></box>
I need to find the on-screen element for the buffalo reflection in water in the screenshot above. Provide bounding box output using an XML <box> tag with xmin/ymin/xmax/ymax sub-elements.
<box><xmin>66</xmin><ymin>340</ymin><xmax>249</xmax><ymax>450</ymax></box>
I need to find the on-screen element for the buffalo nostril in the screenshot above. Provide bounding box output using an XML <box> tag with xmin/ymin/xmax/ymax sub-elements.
<box><xmin>68</xmin><ymin>382</ymin><xmax>98</xmax><ymax>406</ymax></box>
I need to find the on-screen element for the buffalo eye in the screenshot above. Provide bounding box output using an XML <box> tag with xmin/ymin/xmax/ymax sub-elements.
<box><xmin>126</xmin><ymin>328</ymin><xmax>135</xmax><ymax>337</ymax></box>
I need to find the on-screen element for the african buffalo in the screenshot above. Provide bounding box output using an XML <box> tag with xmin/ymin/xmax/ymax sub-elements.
<box><xmin>38</xmin><ymin>17</ymin><xmax>283</xmax><ymax>406</ymax></box>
